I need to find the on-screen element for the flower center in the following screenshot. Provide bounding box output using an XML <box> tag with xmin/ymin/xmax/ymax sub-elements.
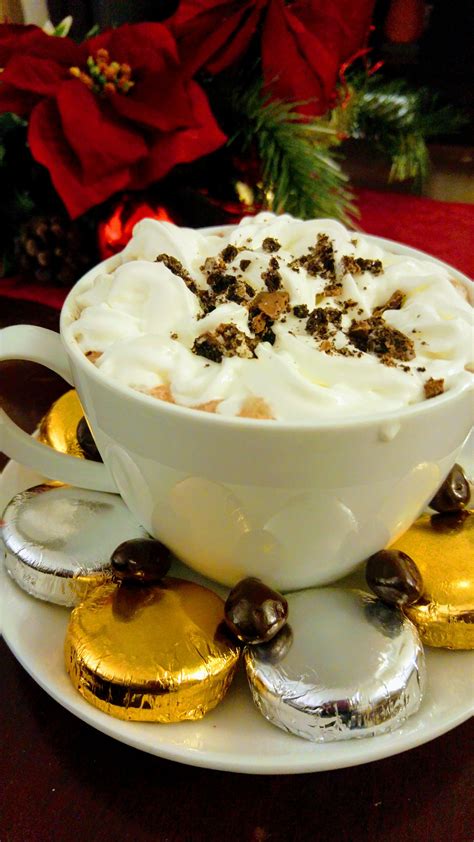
<box><xmin>70</xmin><ymin>48</ymin><xmax>134</xmax><ymax>96</ymax></box>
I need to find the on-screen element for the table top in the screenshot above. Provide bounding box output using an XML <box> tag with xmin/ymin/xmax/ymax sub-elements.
<box><xmin>1</xmin><ymin>295</ymin><xmax>473</xmax><ymax>842</ymax></box>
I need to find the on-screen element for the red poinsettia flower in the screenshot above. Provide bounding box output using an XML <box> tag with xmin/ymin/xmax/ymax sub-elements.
<box><xmin>168</xmin><ymin>0</ymin><xmax>376</xmax><ymax>116</ymax></box>
<box><xmin>0</xmin><ymin>23</ymin><xmax>226</xmax><ymax>218</ymax></box>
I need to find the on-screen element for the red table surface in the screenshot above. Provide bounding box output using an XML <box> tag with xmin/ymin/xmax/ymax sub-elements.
<box><xmin>0</xmin><ymin>190</ymin><xmax>473</xmax><ymax>841</ymax></box>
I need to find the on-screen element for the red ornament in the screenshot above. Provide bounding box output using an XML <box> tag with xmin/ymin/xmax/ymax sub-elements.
<box><xmin>98</xmin><ymin>196</ymin><xmax>174</xmax><ymax>259</ymax></box>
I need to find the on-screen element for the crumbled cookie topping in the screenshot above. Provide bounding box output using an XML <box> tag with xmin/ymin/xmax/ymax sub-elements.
<box><xmin>157</xmin><ymin>235</ymin><xmax>424</xmax><ymax>372</ymax></box>
<box><xmin>261</xmin><ymin>256</ymin><xmax>282</xmax><ymax>291</ymax></box>
<box><xmin>221</xmin><ymin>244</ymin><xmax>240</xmax><ymax>263</ymax></box>
<box><xmin>293</xmin><ymin>304</ymin><xmax>309</xmax><ymax>319</ymax></box>
<box><xmin>373</xmin><ymin>290</ymin><xmax>405</xmax><ymax>316</ymax></box>
<box><xmin>424</xmin><ymin>377</ymin><xmax>444</xmax><ymax>399</ymax></box>
<box><xmin>290</xmin><ymin>233</ymin><xmax>336</xmax><ymax>280</ymax></box>
<box><xmin>193</xmin><ymin>324</ymin><xmax>256</xmax><ymax>362</ymax></box>
<box><xmin>348</xmin><ymin>317</ymin><xmax>415</xmax><ymax>362</ymax></box>
<box><xmin>262</xmin><ymin>237</ymin><xmax>281</xmax><ymax>253</ymax></box>
<box><xmin>341</xmin><ymin>255</ymin><xmax>384</xmax><ymax>276</ymax></box>
<box><xmin>306</xmin><ymin>307</ymin><xmax>342</xmax><ymax>340</ymax></box>
<box><xmin>155</xmin><ymin>254</ymin><xmax>197</xmax><ymax>294</ymax></box>
<box><xmin>251</xmin><ymin>290</ymin><xmax>290</xmax><ymax>320</ymax></box>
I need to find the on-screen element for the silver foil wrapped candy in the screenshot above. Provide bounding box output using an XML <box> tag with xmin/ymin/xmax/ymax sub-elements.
<box><xmin>245</xmin><ymin>588</ymin><xmax>426</xmax><ymax>742</ymax></box>
<box><xmin>1</xmin><ymin>484</ymin><xmax>148</xmax><ymax>606</ymax></box>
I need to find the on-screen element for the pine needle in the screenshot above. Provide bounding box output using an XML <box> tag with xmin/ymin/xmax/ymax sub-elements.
<box><xmin>230</xmin><ymin>85</ymin><xmax>355</xmax><ymax>222</ymax></box>
<box><xmin>349</xmin><ymin>75</ymin><xmax>466</xmax><ymax>189</ymax></box>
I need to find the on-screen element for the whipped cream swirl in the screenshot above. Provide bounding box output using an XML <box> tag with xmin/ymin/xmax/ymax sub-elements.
<box><xmin>67</xmin><ymin>213</ymin><xmax>473</xmax><ymax>421</ymax></box>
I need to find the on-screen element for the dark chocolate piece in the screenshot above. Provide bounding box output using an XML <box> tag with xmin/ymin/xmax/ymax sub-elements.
<box><xmin>365</xmin><ymin>549</ymin><xmax>423</xmax><ymax>607</ymax></box>
<box><xmin>224</xmin><ymin>577</ymin><xmax>288</xmax><ymax>644</ymax></box>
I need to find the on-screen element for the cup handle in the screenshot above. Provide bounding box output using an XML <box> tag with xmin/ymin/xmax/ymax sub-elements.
<box><xmin>0</xmin><ymin>325</ymin><xmax>117</xmax><ymax>492</ymax></box>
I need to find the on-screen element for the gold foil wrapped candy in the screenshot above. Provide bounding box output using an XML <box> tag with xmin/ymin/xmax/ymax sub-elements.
<box><xmin>38</xmin><ymin>389</ymin><xmax>85</xmax><ymax>457</ymax></box>
<box><xmin>391</xmin><ymin>510</ymin><xmax>473</xmax><ymax>649</ymax></box>
<box><xmin>65</xmin><ymin>578</ymin><xmax>241</xmax><ymax>721</ymax></box>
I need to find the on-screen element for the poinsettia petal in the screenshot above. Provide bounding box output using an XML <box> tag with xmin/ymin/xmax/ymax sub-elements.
<box><xmin>2</xmin><ymin>55</ymin><xmax>67</xmax><ymax>97</ymax></box>
<box><xmin>262</xmin><ymin>0</ymin><xmax>337</xmax><ymax>115</ymax></box>
<box><xmin>0</xmin><ymin>24</ymin><xmax>39</xmax><ymax>63</ymax></box>
<box><xmin>87</xmin><ymin>22</ymin><xmax>179</xmax><ymax>70</ymax></box>
<box><xmin>291</xmin><ymin>0</ymin><xmax>375</xmax><ymax>63</ymax></box>
<box><xmin>110</xmin><ymin>69</ymin><xmax>192</xmax><ymax>131</ymax></box>
<box><xmin>0</xmin><ymin>82</ymin><xmax>38</xmax><ymax>116</ymax></box>
<box><xmin>207</xmin><ymin>2</ymin><xmax>266</xmax><ymax>73</ymax></box>
<box><xmin>29</xmin><ymin>99</ymin><xmax>134</xmax><ymax>218</ymax></box>
<box><xmin>168</xmin><ymin>0</ymin><xmax>258</xmax><ymax>76</ymax></box>
<box><xmin>135</xmin><ymin>80</ymin><xmax>226</xmax><ymax>186</ymax></box>
<box><xmin>56</xmin><ymin>79</ymin><xmax>147</xmax><ymax>182</ymax></box>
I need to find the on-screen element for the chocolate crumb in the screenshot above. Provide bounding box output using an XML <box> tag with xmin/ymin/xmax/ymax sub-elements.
<box><xmin>348</xmin><ymin>316</ymin><xmax>415</xmax><ymax>362</ymax></box>
<box><xmin>193</xmin><ymin>324</ymin><xmax>256</xmax><ymax>362</ymax></box>
<box><xmin>323</xmin><ymin>281</ymin><xmax>343</xmax><ymax>297</ymax></box>
<box><xmin>341</xmin><ymin>255</ymin><xmax>384</xmax><ymax>276</ymax></box>
<box><xmin>156</xmin><ymin>254</ymin><xmax>197</xmax><ymax>293</ymax></box>
<box><xmin>293</xmin><ymin>304</ymin><xmax>309</xmax><ymax>318</ymax></box>
<box><xmin>373</xmin><ymin>290</ymin><xmax>405</xmax><ymax>316</ymax></box>
<box><xmin>424</xmin><ymin>378</ymin><xmax>445</xmax><ymax>399</ymax></box>
<box><xmin>262</xmin><ymin>237</ymin><xmax>281</xmax><ymax>253</ymax></box>
<box><xmin>192</xmin><ymin>336</ymin><xmax>223</xmax><ymax>363</ymax></box>
<box><xmin>170</xmin><ymin>332</ymin><xmax>178</xmax><ymax>340</ymax></box>
<box><xmin>306</xmin><ymin>307</ymin><xmax>342</xmax><ymax>340</ymax></box>
<box><xmin>260</xmin><ymin>327</ymin><xmax>276</xmax><ymax>345</ymax></box>
<box><xmin>240</xmin><ymin>259</ymin><xmax>251</xmax><ymax>271</ymax></box>
<box><xmin>226</xmin><ymin>279</ymin><xmax>254</xmax><ymax>305</ymax></box>
<box><xmin>196</xmin><ymin>288</ymin><xmax>216</xmax><ymax>315</ymax></box>
<box><xmin>319</xmin><ymin>339</ymin><xmax>333</xmax><ymax>352</ymax></box>
<box><xmin>261</xmin><ymin>257</ymin><xmax>282</xmax><ymax>291</ymax></box>
<box><xmin>207</xmin><ymin>270</ymin><xmax>236</xmax><ymax>294</ymax></box>
<box><xmin>221</xmin><ymin>245</ymin><xmax>239</xmax><ymax>263</ymax></box>
<box><xmin>292</xmin><ymin>234</ymin><xmax>336</xmax><ymax>281</ymax></box>
<box><xmin>416</xmin><ymin>366</ymin><xmax>426</xmax><ymax>372</ymax></box>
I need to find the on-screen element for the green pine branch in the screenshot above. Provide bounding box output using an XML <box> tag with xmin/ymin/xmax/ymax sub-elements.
<box><xmin>348</xmin><ymin>75</ymin><xmax>466</xmax><ymax>189</ymax></box>
<box><xmin>230</xmin><ymin>85</ymin><xmax>355</xmax><ymax>222</ymax></box>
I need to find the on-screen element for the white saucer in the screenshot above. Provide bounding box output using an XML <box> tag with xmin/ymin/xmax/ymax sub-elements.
<box><xmin>1</xmin><ymin>457</ymin><xmax>473</xmax><ymax>775</ymax></box>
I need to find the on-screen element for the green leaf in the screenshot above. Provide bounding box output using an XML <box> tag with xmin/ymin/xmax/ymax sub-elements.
<box><xmin>0</xmin><ymin>113</ymin><xmax>27</xmax><ymax>138</ymax></box>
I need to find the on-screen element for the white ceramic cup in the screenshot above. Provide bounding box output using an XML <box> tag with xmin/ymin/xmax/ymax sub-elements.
<box><xmin>1</xmin><ymin>235</ymin><xmax>473</xmax><ymax>590</ymax></box>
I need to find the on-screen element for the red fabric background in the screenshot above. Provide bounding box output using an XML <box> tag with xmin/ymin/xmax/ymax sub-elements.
<box><xmin>1</xmin><ymin>188</ymin><xmax>472</xmax><ymax>310</ymax></box>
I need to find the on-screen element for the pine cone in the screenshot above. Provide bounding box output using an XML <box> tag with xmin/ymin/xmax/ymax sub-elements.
<box><xmin>15</xmin><ymin>215</ymin><xmax>97</xmax><ymax>287</ymax></box>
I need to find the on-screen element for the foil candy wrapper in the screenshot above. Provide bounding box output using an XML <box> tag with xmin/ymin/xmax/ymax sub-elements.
<box><xmin>2</xmin><ymin>484</ymin><xmax>148</xmax><ymax>606</ymax></box>
<box><xmin>245</xmin><ymin>588</ymin><xmax>425</xmax><ymax>742</ymax></box>
<box><xmin>393</xmin><ymin>510</ymin><xmax>474</xmax><ymax>649</ymax></box>
<box><xmin>65</xmin><ymin>578</ymin><xmax>241</xmax><ymax>722</ymax></box>
<box><xmin>38</xmin><ymin>389</ymin><xmax>85</xmax><ymax>458</ymax></box>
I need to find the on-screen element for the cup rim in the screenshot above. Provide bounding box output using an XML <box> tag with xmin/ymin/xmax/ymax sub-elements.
<box><xmin>61</xmin><ymin>225</ymin><xmax>473</xmax><ymax>433</ymax></box>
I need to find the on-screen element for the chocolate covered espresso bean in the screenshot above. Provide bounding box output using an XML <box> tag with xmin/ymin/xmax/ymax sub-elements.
<box><xmin>224</xmin><ymin>577</ymin><xmax>288</xmax><ymax>644</ymax></box>
<box><xmin>366</xmin><ymin>549</ymin><xmax>423</xmax><ymax>607</ymax></box>
<box><xmin>111</xmin><ymin>538</ymin><xmax>172</xmax><ymax>584</ymax></box>
<box><xmin>429</xmin><ymin>464</ymin><xmax>470</xmax><ymax>513</ymax></box>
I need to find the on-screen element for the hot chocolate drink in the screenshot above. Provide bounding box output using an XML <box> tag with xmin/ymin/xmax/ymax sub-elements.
<box><xmin>67</xmin><ymin>214</ymin><xmax>473</xmax><ymax>421</ymax></box>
